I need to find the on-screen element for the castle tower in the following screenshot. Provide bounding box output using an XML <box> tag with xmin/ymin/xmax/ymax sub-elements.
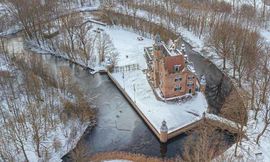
<box><xmin>200</xmin><ymin>75</ymin><xmax>206</xmax><ymax>93</ymax></box>
<box><xmin>153</xmin><ymin>34</ymin><xmax>163</xmax><ymax>88</ymax></box>
<box><xmin>160</xmin><ymin>120</ymin><xmax>168</xmax><ymax>143</ymax></box>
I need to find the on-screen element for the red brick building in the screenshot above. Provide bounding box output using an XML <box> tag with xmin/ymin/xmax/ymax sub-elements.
<box><xmin>149</xmin><ymin>35</ymin><xmax>199</xmax><ymax>99</ymax></box>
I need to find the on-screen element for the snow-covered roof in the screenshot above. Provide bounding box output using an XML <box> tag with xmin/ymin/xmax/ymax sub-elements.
<box><xmin>162</xmin><ymin>43</ymin><xmax>183</xmax><ymax>57</ymax></box>
<box><xmin>154</xmin><ymin>34</ymin><xmax>162</xmax><ymax>45</ymax></box>
<box><xmin>200</xmin><ymin>75</ymin><xmax>206</xmax><ymax>85</ymax></box>
<box><xmin>187</xmin><ymin>64</ymin><xmax>196</xmax><ymax>73</ymax></box>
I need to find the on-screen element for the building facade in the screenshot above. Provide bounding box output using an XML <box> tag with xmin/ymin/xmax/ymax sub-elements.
<box><xmin>150</xmin><ymin>35</ymin><xmax>199</xmax><ymax>99</ymax></box>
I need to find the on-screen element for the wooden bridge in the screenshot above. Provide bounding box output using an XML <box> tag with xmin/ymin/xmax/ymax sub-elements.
<box><xmin>204</xmin><ymin>113</ymin><xmax>246</xmax><ymax>136</ymax></box>
<box><xmin>167</xmin><ymin>113</ymin><xmax>245</xmax><ymax>140</ymax></box>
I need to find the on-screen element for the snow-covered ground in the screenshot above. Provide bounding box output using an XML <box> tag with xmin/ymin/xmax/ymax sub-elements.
<box><xmin>261</xmin><ymin>29</ymin><xmax>270</xmax><ymax>43</ymax></box>
<box><xmin>74</xmin><ymin>5</ymin><xmax>99</xmax><ymax>12</ymax></box>
<box><xmin>104</xmin><ymin>27</ymin><xmax>151</xmax><ymax>68</ymax></box>
<box><xmin>28</xmin><ymin>120</ymin><xmax>89</xmax><ymax>162</ymax></box>
<box><xmin>5</xmin><ymin>37</ymin><xmax>24</xmax><ymax>54</ymax></box>
<box><xmin>214</xmin><ymin>111</ymin><xmax>270</xmax><ymax>162</ymax></box>
<box><xmin>221</xmin><ymin>0</ymin><xmax>266</xmax><ymax>8</ymax></box>
<box><xmin>0</xmin><ymin>3</ymin><xmax>5</xmax><ymax>13</ymax></box>
<box><xmin>0</xmin><ymin>55</ymin><xmax>9</xmax><ymax>71</ymax></box>
<box><xmin>104</xmin><ymin>27</ymin><xmax>208</xmax><ymax>133</ymax></box>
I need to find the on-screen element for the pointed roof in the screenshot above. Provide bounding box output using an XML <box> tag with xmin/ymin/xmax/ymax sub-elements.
<box><xmin>155</xmin><ymin>34</ymin><xmax>162</xmax><ymax>45</ymax></box>
<box><xmin>160</xmin><ymin>120</ymin><xmax>168</xmax><ymax>132</ymax></box>
<box><xmin>200</xmin><ymin>75</ymin><xmax>206</xmax><ymax>85</ymax></box>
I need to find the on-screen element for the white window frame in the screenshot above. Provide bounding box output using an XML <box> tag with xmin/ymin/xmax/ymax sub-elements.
<box><xmin>173</xmin><ymin>65</ymin><xmax>181</xmax><ymax>72</ymax></box>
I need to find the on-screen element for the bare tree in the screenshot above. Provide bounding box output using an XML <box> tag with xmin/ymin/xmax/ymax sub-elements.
<box><xmin>75</xmin><ymin>22</ymin><xmax>95</xmax><ymax>67</ymax></box>
<box><xmin>70</xmin><ymin>141</ymin><xmax>89</xmax><ymax>162</ymax></box>
<box><xmin>259</xmin><ymin>45</ymin><xmax>270</xmax><ymax>103</ymax></box>
<box><xmin>256</xmin><ymin>103</ymin><xmax>270</xmax><ymax>145</ymax></box>
<box><xmin>96</xmin><ymin>32</ymin><xmax>114</xmax><ymax>64</ymax></box>
<box><xmin>3</xmin><ymin>0</ymin><xmax>57</xmax><ymax>44</ymax></box>
<box><xmin>60</xmin><ymin>14</ymin><xmax>82</xmax><ymax>60</ymax></box>
<box><xmin>182</xmin><ymin>123</ymin><xmax>224</xmax><ymax>162</ymax></box>
<box><xmin>208</xmin><ymin>21</ymin><xmax>233</xmax><ymax>70</ymax></box>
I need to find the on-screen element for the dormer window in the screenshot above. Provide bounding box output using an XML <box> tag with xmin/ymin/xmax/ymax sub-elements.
<box><xmin>173</xmin><ymin>65</ymin><xmax>181</xmax><ymax>72</ymax></box>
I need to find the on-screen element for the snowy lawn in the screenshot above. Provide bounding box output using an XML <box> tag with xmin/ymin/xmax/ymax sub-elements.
<box><xmin>105</xmin><ymin>27</ymin><xmax>208</xmax><ymax>133</ymax></box>
<box><xmin>104</xmin><ymin>27</ymin><xmax>151</xmax><ymax>69</ymax></box>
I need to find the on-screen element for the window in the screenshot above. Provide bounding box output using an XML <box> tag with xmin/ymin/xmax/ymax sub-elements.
<box><xmin>173</xmin><ymin>65</ymin><xmax>181</xmax><ymax>72</ymax></box>
<box><xmin>195</xmin><ymin>86</ymin><xmax>199</xmax><ymax>91</ymax></box>
<box><xmin>175</xmin><ymin>76</ymin><xmax>182</xmax><ymax>82</ymax></box>
<box><xmin>187</xmin><ymin>82</ymin><xmax>194</xmax><ymax>87</ymax></box>
<box><xmin>188</xmin><ymin>75</ymin><xmax>193</xmax><ymax>80</ymax></box>
<box><xmin>174</xmin><ymin>85</ymin><xmax>182</xmax><ymax>91</ymax></box>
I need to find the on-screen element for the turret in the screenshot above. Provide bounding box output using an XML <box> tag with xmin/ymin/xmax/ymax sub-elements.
<box><xmin>153</xmin><ymin>34</ymin><xmax>163</xmax><ymax>88</ymax></box>
<box><xmin>167</xmin><ymin>39</ymin><xmax>175</xmax><ymax>51</ymax></box>
<box><xmin>181</xmin><ymin>43</ymin><xmax>186</xmax><ymax>54</ymax></box>
<box><xmin>153</xmin><ymin>34</ymin><xmax>163</xmax><ymax>58</ymax></box>
<box><xmin>154</xmin><ymin>34</ymin><xmax>162</xmax><ymax>48</ymax></box>
<box><xmin>160</xmin><ymin>120</ymin><xmax>168</xmax><ymax>143</ymax></box>
<box><xmin>200</xmin><ymin>75</ymin><xmax>206</xmax><ymax>93</ymax></box>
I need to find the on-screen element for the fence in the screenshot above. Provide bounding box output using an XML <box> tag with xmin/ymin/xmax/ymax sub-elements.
<box><xmin>113</xmin><ymin>64</ymin><xmax>140</xmax><ymax>73</ymax></box>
